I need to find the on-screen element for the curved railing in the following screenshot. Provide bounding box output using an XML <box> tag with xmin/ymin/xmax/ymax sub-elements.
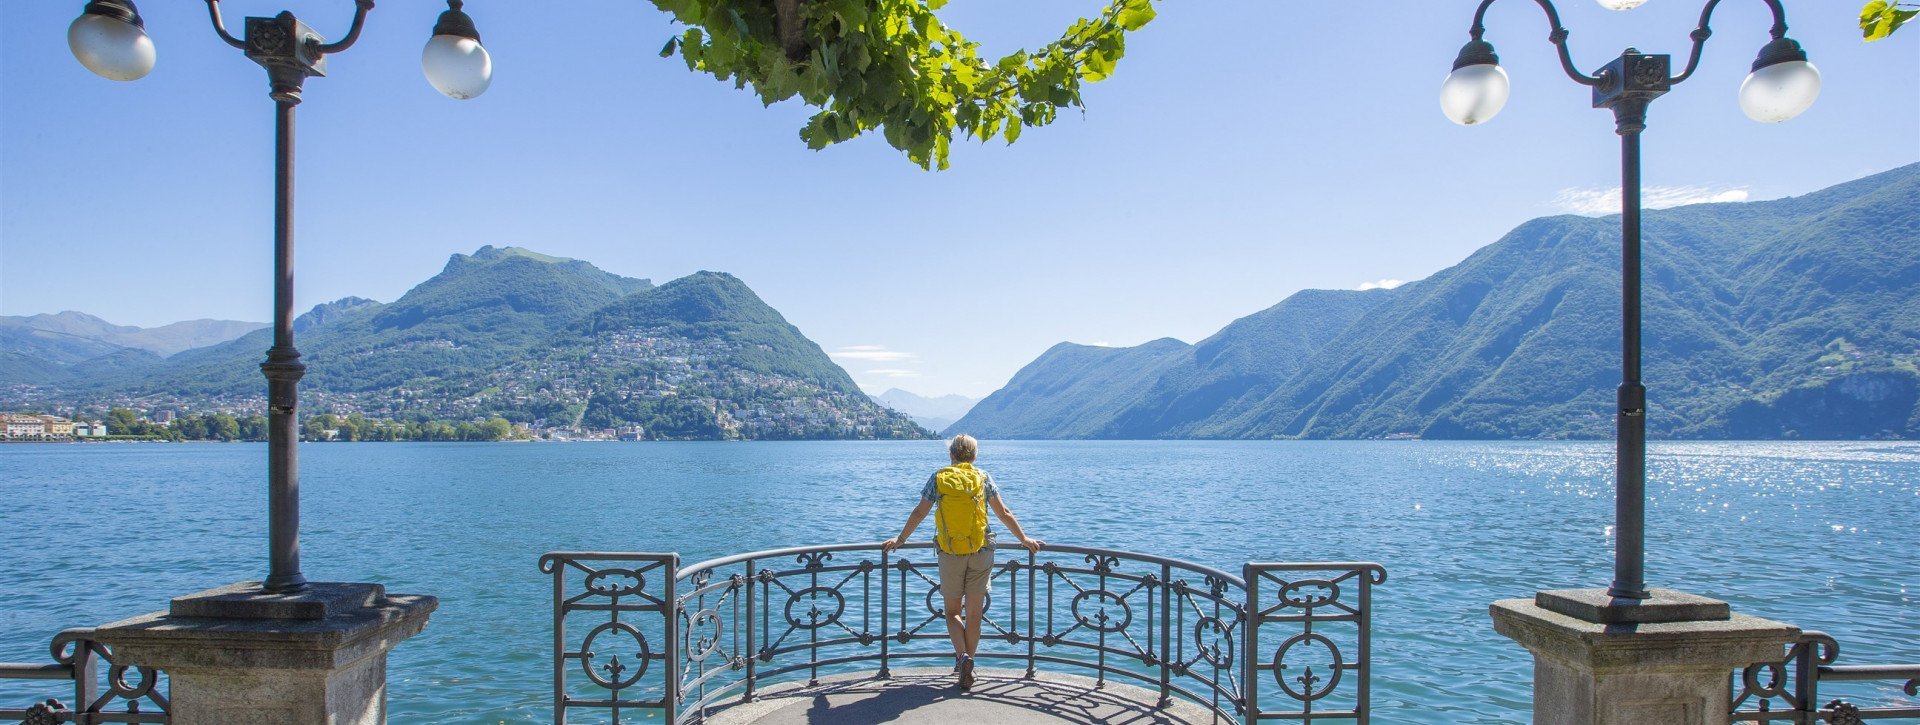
<box><xmin>0</xmin><ymin>628</ymin><xmax>170</xmax><ymax>723</ymax></box>
<box><xmin>1732</xmin><ymin>630</ymin><xmax>1920</xmax><ymax>722</ymax></box>
<box><xmin>540</xmin><ymin>544</ymin><xmax>1386</xmax><ymax>724</ymax></box>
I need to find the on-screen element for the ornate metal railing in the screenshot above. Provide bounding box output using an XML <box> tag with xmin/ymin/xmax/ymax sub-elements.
<box><xmin>1732</xmin><ymin>631</ymin><xmax>1920</xmax><ymax>723</ymax></box>
<box><xmin>0</xmin><ymin>628</ymin><xmax>169</xmax><ymax>724</ymax></box>
<box><xmin>541</xmin><ymin>544</ymin><xmax>1384</xmax><ymax>724</ymax></box>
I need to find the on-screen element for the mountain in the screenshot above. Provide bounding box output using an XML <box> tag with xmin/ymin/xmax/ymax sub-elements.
<box><xmin>953</xmin><ymin>164</ymin><xmax>1920</xmax><ymax>440</ymax></box>
<box><xmin>556</xmin><ymin>271</ymin><xmax>925</xmax><ymax>439</ymax></box>
<box><xmin>957</xmin><ymin>339</ymin><xmax>1192</xmax><ymax>438</ymax></box>
<box><xmin>0</xmin><ymin>311</ymin><xmax>265</xmax><ymax>388</ymax></box>
<box><xmin>0</xmin><ymin>311</ymin><xmax>266</xmax><ymax>357</ymax></box>
<box><xmin>870</xmin><ymin>389</ymin><xmax>980</xmax><ymax>433</ymax></box>
<box><xmin>6</xmin><ymin>246</ymin><xmax>928</xmax><ymax>441</ymax></box>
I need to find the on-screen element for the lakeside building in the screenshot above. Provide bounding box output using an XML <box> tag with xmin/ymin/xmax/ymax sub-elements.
<box><xmin>1</xmin><ymin>414</ymin><xmax>102</xmax><ymax>440</ymax></box>
<box><xmin>3</xmin><ymin>414</ymin><xmax>46</xmax><ymax>439</ymax></box>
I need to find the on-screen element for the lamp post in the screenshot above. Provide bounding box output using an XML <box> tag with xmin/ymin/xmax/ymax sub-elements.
<box><xmin>68</xmin><ymin>0</ymin><xmax>495</xmax><ymax>593</ymax></box>
<box><xmin>1441</xmin><ymin>0</ymin><xmax>1820</xmax><ymax>602</ymax></box>
<box><xmin>1460</xmin><ymin>6</ymin><xmax>1817</xmax><ymax>721</ymax></box>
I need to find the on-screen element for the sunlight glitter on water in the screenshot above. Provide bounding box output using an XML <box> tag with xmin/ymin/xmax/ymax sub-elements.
<box><xmin>2</xmin><ymin>440</ymin><xmax>1916</xmax><ymax>722</ymax></box>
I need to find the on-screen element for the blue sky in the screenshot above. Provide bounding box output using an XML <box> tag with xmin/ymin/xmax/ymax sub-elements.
<box><xmin>3</xmin><ymin>1</ymin><xmax>1915</xmax><ymax>398</ymax></box>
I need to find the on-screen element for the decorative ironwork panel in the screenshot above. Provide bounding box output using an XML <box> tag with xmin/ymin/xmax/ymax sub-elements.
<box><xmin>542</xmin><ymin>552</ymin><xmax>679</xmax><ymax>725</ymax></box>
<box><xmin>0</xmin><ymin>628</ymin><xmax>170</xmax><ymax>724</ymax></box>
<box><xmin>548</xmin><ymin>544</ymin><xmax>1380</xmax><ymax>725</ymax></box>
<box><xmin>1244</xmin><ymin>563</ymin><xmax>1384</xmax><ymax>723</ymax></box>
<box><xmin>1732</xmin><ymin>630</ymin><xmax>1920</xmax><ymax>723</ymax></box>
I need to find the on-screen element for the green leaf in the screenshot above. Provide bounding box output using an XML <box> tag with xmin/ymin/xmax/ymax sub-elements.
<box><xmin>1861</xmin><ymin>1</ymin><xmax>1917</xmax><ymax>40</ymax></box>
<box><xmin>644</xmin><ymin>0</ymin><xmax>1156</xmax><ymax>168</ymax></box>
<box><xmin>1117</xmin><ymin>1</ymin><xmax>1157</xmax><ymax>32</ymax></box>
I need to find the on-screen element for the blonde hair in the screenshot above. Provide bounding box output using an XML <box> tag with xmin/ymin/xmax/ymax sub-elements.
<box><xmin>948</xmin><ymin>434</ymin><xmax>978</xmax><ymax>463</ymax></box>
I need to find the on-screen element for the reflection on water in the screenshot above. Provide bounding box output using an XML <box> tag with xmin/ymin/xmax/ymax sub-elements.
<box><xmin>1</xmin><ymin>440</ymin><xmax>1915</xmax><ymax>722</ymax></box>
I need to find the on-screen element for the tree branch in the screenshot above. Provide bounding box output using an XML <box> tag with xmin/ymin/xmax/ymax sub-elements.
<box><xmin>773</xmin><ymin>0</ymin><xmax>808</xmax><ymax>61</ymax></box>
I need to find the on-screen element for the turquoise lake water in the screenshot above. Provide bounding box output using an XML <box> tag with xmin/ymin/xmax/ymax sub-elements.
<box><xmin>1</xmin><ymin>440</ymin><xmax>1916</xmax><ymax>722</ymax></box>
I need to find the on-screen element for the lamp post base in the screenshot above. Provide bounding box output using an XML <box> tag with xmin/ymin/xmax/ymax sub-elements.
<box><xmin>1492</xmin><ymin>590</ymin><xmax>1796</xmax><ymax>725</ymax></box>
<box><xmin>92</xmin><ymin>582</ymin><xmax>436</xmax><ymax>725</ymax></box>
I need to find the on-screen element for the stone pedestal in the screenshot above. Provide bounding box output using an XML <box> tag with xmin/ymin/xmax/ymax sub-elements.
<box><xmin>93</xmin><ymin>582</ymin><xmax>436</xmax><ymax>725</ymax></box>
<box><xmin>1491</xmin><ymin>588</ymin><xmax>1797</xmax><ymax>725</ymax></box>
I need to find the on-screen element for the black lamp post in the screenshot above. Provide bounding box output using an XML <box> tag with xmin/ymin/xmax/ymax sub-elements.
<box><xmin>68</xmin><ymin>0</ymin><xmax>494</xmax><ymax>594</ymax></box>
<box><xmin>1441</xmin><ymin>0</ymin><xmax>1821</xmax><ymax>601</ymax></box>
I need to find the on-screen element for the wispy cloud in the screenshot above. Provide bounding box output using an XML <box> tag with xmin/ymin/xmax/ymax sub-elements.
<box><xmin>1357</xmin><ymin>279</ymin><xmax>1406</xmax><ymax>291</ymax></box>
<box><xmin>830</xmin><ymin>345</ymin><xmax>919</xmax><ymax>363</ymax></box>
<box><xmin>1553</xmin><ymin>185</ymin><xmax>1749</xmax><ymax>215</ymax></box>
<box><xmin>1087</xmin><ymin>341</ymin><xmax>1114</xmax><ymax>347</ymax></box>
<box><xmin>866</xmin><ymin>369</ymin><xmax>921</xmax><ymax>378</ymax></box>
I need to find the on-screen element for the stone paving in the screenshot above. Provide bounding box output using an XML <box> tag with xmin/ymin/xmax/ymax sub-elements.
<box><xmin>698</xmin><ymin>667</ymin><xmax>1225</xmax><ymax>724</ymax></box>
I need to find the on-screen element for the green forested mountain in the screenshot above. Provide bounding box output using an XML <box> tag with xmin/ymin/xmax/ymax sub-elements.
<box><xmin>4</xmin><ymin>246</ymin><xmax>928</xmax><ymax>441</ymax></box>
<box><xmin>953</xmin><ymin>164</ymin><xmax>1920</xmax><ymax>440</ymax></box>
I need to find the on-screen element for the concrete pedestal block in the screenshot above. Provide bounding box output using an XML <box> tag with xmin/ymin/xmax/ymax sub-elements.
<box><xmin>1491</xmin><ymin>589</ymin><xmax>1797</xmax><ymax>725</ymax></box>
<box><xmin>92</xmin><ymin>582</ymin><xmax>437</xmax><ymax>725</ymax></box>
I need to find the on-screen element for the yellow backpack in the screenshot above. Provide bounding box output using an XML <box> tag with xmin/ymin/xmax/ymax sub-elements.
<box><xmin>932</xmin><ymin>463</ymin><xmax>990</xmax><ymax>555</ymax></box>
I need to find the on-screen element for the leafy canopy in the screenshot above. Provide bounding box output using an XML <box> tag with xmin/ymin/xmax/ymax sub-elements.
<box><xmin>652</xmin><ymin>0</ymin><xmax>1158</xmax><ymax>170</ymax></box>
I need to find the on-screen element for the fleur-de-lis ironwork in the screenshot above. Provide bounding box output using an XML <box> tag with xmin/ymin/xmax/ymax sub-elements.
<box><xmin>602</xmin><ymin>655</ymin><xmax>626</xmax><ymax>682</ymax></box>
<box><xmin>1296</xmin><ymin>665</ymin><xmax>1321</xmax><ymax>693</ymax></box>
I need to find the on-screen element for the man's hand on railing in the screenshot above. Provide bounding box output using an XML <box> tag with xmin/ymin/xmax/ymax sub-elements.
<box><xmin>1019</xmin><ymin>536</ymin><xmax>1045</xmax><ymax>553</ymax></box>
<box><xmin>880</xmin><ymin>535</ymin><xmax>907</xmax><ymax>552</ymax></box>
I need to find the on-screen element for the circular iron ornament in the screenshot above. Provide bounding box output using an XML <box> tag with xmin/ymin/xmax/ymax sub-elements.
<box><xmin>580</xmin><ymin>621</ymin><xmax>650</xmax><ymax>689</ymax></box>
<box><xmin>1271</xmin><ymin>632</ymin><xmax>1343</xmax><ymax>702</ymax></box>
<box><xmin>107</xmin><ymin>663</ymin><xmax>158</xmax><ymax>700</ymax></box>
<box><xmin>583</xmin><ymin>569</ymin><xmax>646</xmax><ymax>597</ymax></box>
<box><xmin>1193</xmin><ymin>616</ymin><xmax>1234</xmax><ymax>668</ymax></box>
<box><xmin>1070</xmin><ymin>590</ymin><xmax>1132</xmax><ymax>633</ymax></box>
<box><xmin>785</xmin><ymin>586</ymin><xmax>847</xmax><ymax>630</ymax></box>
<box><xmin>687</xmin><ymin>608</ymin><xmax>725</xmax><ymax>661</ymax></box>
<box><xmin>1278</xmin><ymin>579</ymin><xmax>1340</xmax><ymax>609</ymax></box>
<box><xmin>1741</xmin><ymin>660</ymin><xmax>1789</xmax><ymax>699</ymax></box>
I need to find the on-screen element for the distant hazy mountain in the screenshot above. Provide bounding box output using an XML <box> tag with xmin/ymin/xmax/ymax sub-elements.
<box><xmin>0</xmin><ymin>311</ymin><xmax>265</xmax><ymax>357</ymax></box>
<box><xmin>0</xmin><ymin>311</ymin><xmax>266</xmax><ymax>387</ymax></box>
<box><xmin>953</xmin><ymin>164</ymin><xmax>1920</xmax><ymax>440</ymax></box>
<box><xmin>9</xmin><ymin>245</ymin><xmax>927</xmax><ymax>441</ymax></box>
<box><xmin>871</xmin><ymin>388</ymin><xmax>980</xmax><ymax>433</ymax></box>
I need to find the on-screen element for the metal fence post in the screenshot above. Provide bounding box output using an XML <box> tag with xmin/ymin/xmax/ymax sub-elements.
<box><xmin>744</xmin><ymin>559</ymin><xmax>758</xmax><ymax>700</ymax></box>
<box><xmin>1242</xmin><ymin>563</ymin><xmax>1259</xmax><ymax>725</ymax></box>
<box><xmin>551</xmin><ymin>558</ymin><xmax>566</xmax><ymax>724</ymax></box>
<box><xmin>1359</xmin><ymin>569</ymin><xmax>1372</xmax><ymax>725</ymax></box>
<box><xmin>1159</xmin><ymin>562</ymin><xmax>1172</xmax><ymax>707</ymax></box>
<box><xmin>1793</xmin><ymin>638</ymin><xmax>1816</xmax><ymax>725</ymax></box>
<box><xmin>1026</xmin><ymin>548</ymin><xmax>1037</xmax><ymax>678</ymax></box>
<box><xmin>878</xmin><ymin>549</ymin><xmax>890</xmax><ymax>679</ymax></box>
<box><xmin>664</xmin><ymin>554</ymin><xmax>680</xmax><ymax>725</ymax></box>
<box><xmin>72</xmin><ymin>638</ymin><xmax>97</xmax><ymax>725</ymax></box>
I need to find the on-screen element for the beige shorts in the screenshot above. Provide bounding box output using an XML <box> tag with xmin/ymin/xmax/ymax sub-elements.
<box><xmin>936</xmin><ymin>548</ymin><xmax>994</xmax><ymax>599</ymax></box>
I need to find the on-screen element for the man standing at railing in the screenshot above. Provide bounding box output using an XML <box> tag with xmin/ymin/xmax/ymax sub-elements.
<box><xmin>882</xmin><ymin>433</ymin><xmax>1044</xmax><ymax>692</ymax></box>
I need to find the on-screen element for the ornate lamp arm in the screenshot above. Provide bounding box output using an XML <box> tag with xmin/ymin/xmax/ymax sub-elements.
<box><xmin>203</xmin><ymin>0</ymin><xmax>244</xmax><ymax>50</ymax></box>
<box><xmin>313</xmin><ymin>0</ymin><xmax>376</xmax><ymax>55</ymax></box>
<box><xmin>1671</xmin><ymin>0</ymin><xmax>1791</xmax><ymax>85</ymax></box>
<box><xmin>1470</xmin><ymin>0</ymin><xmax>1602</xmax><ymax>86</ymax></box>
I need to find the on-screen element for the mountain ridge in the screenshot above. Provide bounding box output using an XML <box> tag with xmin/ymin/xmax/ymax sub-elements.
<box><xmin>4</xmin><ymin>248</ymin><xmax>928</xmax><ymax>441</ymax></box>
<box><xmin>952</xmin><ymin>163</ymin><xmax>1920</xmax><ymax>440</ymax></box>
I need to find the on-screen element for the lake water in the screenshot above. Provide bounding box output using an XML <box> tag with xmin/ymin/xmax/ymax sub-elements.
<box><xmin>1</xmin><ymin>440</ymin><xmax>1916</xmax><ymax>723</ymax></box>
